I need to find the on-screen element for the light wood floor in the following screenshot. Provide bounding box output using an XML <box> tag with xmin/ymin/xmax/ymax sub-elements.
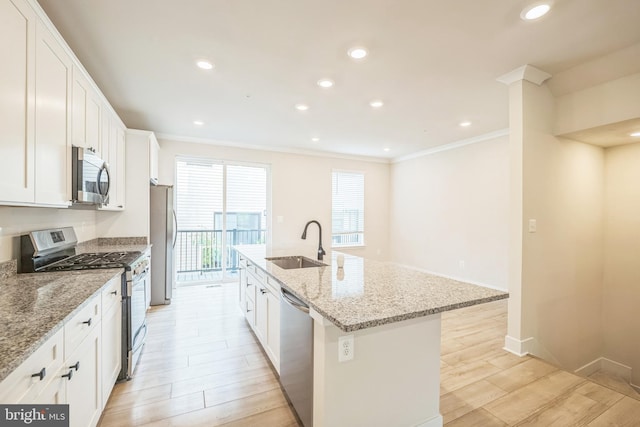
<box><xmin>98</xmin><ymin>284</ymin><xmax>640</xmax><ymax>426</ymax></box>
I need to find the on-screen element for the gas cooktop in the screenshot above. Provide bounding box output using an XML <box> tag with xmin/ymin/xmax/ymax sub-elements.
<box><xmin>40</xmin><ymin>251</ymin><xmax>143</xmax><ymax>271</ymax></box>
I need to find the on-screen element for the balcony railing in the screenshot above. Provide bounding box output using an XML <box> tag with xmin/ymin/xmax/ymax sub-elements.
<box><xmin>175</xmin><ymin>229</ymin><xmax>266</xmax><ymax>278</ymax></box>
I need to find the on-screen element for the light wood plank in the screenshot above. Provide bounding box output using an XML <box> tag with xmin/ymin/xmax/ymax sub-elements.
<box><xmin>484</xmin><ymin>371</ymin><xmax>585</xmax><ymax>425</ymax></box>
<box><xmin>587</xmin><ymin>397</ymin><xmax>640</xmax><ymax>426</ymax></box>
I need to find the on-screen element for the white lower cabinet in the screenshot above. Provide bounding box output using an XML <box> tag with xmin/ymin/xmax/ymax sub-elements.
<box><xmin>0</xmin><ymin>278</ymin><xmax>123</xmax><ymax>426</ymax></box>
<box><xmin>101</xmin><ymin>287</ymin><xmax>122</xmax><ymax>408</ymax></box>
<box><xmin>240</xmin><ymin>259</ymin><xmax>281</xmax><ymax>374</ymax></box>
<box><xmin>0</xmin><ymin>328</ymin><xmax>64</xmax><ymax>404</ymax></box>
<box><xmin>63</xmin><ymin>325</ymin><xmax>101</xmax><ymax>427</ymax></box>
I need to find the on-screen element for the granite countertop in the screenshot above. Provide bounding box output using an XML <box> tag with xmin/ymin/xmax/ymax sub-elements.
<box><xmin>77</xmin><ymin>237</ymin><xmax>151</xmax><ymax>255</ymax></box>
<box><xmin>0</xmin><ymin>265</ymin><xmax>122</xmax><ymax>383</ymax></box>
<box><xmin>234</xmin><ymin>245</ymin><xmax>508</xmax><ymax>332</ymax></box>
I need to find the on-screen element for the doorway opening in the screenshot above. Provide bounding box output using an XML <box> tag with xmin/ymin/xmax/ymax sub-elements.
<box><xmin>174</xmin><ymin>158</ymin><xmax>269</xmax><ymax>285</ymax></box>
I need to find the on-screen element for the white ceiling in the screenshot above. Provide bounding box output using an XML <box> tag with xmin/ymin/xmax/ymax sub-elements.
<box><xmin>36</xmin><ymin>0</ymin><xmax>640</xmax><ymax>159</ymax></box>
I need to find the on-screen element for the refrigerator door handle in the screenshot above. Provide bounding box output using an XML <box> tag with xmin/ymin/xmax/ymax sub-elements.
<box><xmin>172</xmin><ymin>209</ymin><xmax>178</xmax><ymax>248</ymax></box>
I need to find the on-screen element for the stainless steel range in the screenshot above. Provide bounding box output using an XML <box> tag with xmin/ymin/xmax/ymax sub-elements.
<box><xmin>19</xmin><ymin>227</ymin><xmax>149</xmax><ymax>381</ymax></box>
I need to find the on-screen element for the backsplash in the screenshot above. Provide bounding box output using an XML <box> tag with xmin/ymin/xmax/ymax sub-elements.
<box><xmin>0</xmin><ymin>206</ymin><xmax>97</xmax><ymax>263</ymax></box>
<box><xmin>79</xmin><ymin>237</ymin><xmax>148</xmax><ymax>247</ymax></box>
<box><xmin>0</xmin><ymin>260</ymin><xmax>17</xmax><ymax>280</ymax></box>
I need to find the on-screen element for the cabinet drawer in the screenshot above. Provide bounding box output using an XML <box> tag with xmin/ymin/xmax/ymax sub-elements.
<box><xmin>101</xmin><ymin>275</ymin><xmax>121</xmax><ymax>314</ymax></box>
<box><xmin>245</xmin><ymin>298</ymin><xmax>256</xmax><ymax>329</ymax></box>
<box><xmin>64</xmin><ymin>294</ymin><xmax>101</xmax><ymax>359</ymax></box>
<box><xmin>0</xmin><ymin>328</ymin><xmax>64</xmax><ymax>403</ymax></box>
<box><xmin>266</xmin><ymin>276</ymin><xmax>280</xmax><ymax>294</ymax></box>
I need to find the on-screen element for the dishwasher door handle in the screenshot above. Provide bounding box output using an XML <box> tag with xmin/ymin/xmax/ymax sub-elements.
<box><xmin>281</xmin><ymin>289</ymin><xmax>310</xmax><ymax>314</ymax></box>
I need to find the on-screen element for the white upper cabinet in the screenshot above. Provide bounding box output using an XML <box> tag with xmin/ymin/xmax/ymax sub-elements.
<box><xmin>0</xmin><ymin>0</ymin><xmax>36</xmax><ymax>204</ymax></box>
<box><xmin>72</xmin><ymin>67</ymin><xmax>88</xmax><ymax>149</ymax></box>
<box><xmin>100</xmin><ymin>115</ymin><xmax>126</xmax><ymax>211</ymax></box>
<box><xmin>72</xmin><ymin>66</ymin><xmax>102</xmax><ymax>154</ymax></box>
<box><xmin>149</xmin><ymin>133</ymin><xmax>160</xmax><ymax>184</ymax></box>
<box><xmin>34</xmin><ymin>20</ymin><xmax>72</xmax><ymax>206</ymax></box>
<box><xmin>0</xmin><ymin>0</ymin><xmax>126</xmax><ymax>209</ymax></box>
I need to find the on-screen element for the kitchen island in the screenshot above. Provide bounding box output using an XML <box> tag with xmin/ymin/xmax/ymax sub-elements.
<box><xmin>234</xmin><ymin>245</ymin><xmax>508</xmax><ymax>427</ymax></box>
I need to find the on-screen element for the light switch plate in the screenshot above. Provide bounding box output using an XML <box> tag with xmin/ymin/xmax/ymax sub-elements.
<box><xmin>528</xmin><ymin>219</ymin><xmax>537</xmax><ymax>233</ymax></box>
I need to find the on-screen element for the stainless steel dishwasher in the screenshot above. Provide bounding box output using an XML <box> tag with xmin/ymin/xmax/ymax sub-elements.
<box><xmin>280</xmin><ymin>288</ymin><xmax>313</xmax><ymax>427</ymax></box>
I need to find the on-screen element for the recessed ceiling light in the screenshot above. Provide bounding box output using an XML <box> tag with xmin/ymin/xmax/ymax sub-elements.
<box><xmin>295</xmin><ymin>104</ymin><xmax>309</xmax><ymax>111</ymax></box>
<box><xmin>370</xmin><ymin>100</ymin><xmax>384</xmax><ymax>108</ymax></box>
<box><xmin>196</xmin><ymin>60</ymin><xmax>214</xmax><ymax>70</ymax></box>
<box><xmin>317</xmin><ymin>79</ymin><xmax>334</xmax><ymax>88</ymax></box>
<box><xmin>193</xmin><ymin>120</ymin><xmax>204</xmax><ymax>126</ymax></box>
<box><xmin>383</xmin><ymin>148</ymin><xmax>390</xmax><ymax>152</ymax></box>
<box><xmin>348</xmin><ymin>47</ymin><xmax>368</xmax><ymax>60</ymax></box>
<box><xmin>521</xmin><ymin>2</ymin><xmax>552</xmax><ymax>20</ymax></box>
<box><xmin>311</xmin><ymin>137</ymin><xmax>320</xmax><ymax>142</ymax></box>
<box><xmin>630</xmin><ymin>131</ymin><xmax>640</xmax><ymax>137</ymax></box>
<box><xmin>459</xmin><ymin>121</ymin><xmax>472</xmax><ymax>127</ymax></box>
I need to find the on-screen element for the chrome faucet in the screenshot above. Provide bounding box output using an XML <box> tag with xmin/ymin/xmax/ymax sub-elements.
<box><xmin>301</xmin><ymin>220</ymin><xmax>326</xmax><ymax>261</ymax></box>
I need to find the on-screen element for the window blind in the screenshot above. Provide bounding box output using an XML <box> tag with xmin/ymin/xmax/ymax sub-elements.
<box><xmin>332</xmin><ymin>171</ymin><xmax>364</xmax><ymax>247</ymax></box>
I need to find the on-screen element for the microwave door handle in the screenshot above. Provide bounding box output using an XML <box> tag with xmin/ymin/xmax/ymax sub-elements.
<box><xmin>97</xmin><ymin>163</ymin><xmax>111</xmax><ymax>202</ymax></box>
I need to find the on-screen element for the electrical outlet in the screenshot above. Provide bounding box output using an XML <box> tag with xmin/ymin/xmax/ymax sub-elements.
<box><xmin>338</xmin><ymin>335</ymin><xmax>354</xmax><ymax>362</ymax></box>
<box><xmin>459</xmin><ymin>260</ymin><xmax>465</xmax><ymax>270</ymax></box>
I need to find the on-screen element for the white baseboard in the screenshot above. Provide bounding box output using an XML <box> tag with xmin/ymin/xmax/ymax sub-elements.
<box><xmin>503</xmin><ymin>335</ymin><xmax>534</xmax><ymax>357</ymax></box>
<box><xmin>415</xmin><ymin>414</ymin><xmax>443</xmax><ymax>427</ymax></box>
<box><xmin>631</xmin><ymin>383</ymin><xmax>640</xmax><ymax>393</ymax></box>
<box><xmin>574</xmin><ymin>357</ymin><xmax>632</xmax><ymax>381</ymax></box>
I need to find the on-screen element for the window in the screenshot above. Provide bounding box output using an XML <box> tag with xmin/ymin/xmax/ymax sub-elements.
<box><xmin>332</xmin><ymin>171</ymin><xmax>364</xmax><ymax>247</ymax></box>
<box><xmin>175</xmin><ymin>159</ymin><xmax>268</xmax><ymax>283</ymax></box>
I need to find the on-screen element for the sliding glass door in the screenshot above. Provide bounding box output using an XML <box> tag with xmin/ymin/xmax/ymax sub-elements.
<box><xmin>175</xmin><ymin>159</ymin><xmax>268</xmax><ymax>284</ymax></box>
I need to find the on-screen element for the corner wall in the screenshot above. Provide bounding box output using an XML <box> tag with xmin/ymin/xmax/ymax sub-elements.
<box><xmin>388</xmin><ymin>136</ymin><xmax>509</xmax><ymax>290</ymax></box>
<box><xmin>603</xmin><ymin>143</ymin><xmax>640</xmax><ymax>386</ymax></box>
<box><xmin>507</xmin><ymin>79</ymin><xmax>606</xmax><ymax>370</ymax></box>
<box><xmin>156</xmin><ymin>139</ymin><xmax>391</xmax><ymax>261</ymax></box>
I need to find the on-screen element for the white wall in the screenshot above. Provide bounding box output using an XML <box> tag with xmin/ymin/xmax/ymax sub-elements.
<box><xmin>511</xmin><ymin>79</ymin><xmax>606</xmax><ymax>371</ymax></box>
<box><xmin>156</xmin><ymin>138</ymin><xmax>390</xmax><ymax>261</ymax></box>
<box><xmin>388</xmin><ymin>136</ymin><xmax>509</xmax><ymax>290</ymax></box>
<box><xmin>603</xmin><ymin>143</ymin><xmax>640</xmax><ymax>386</ymax></box>
<box><xmin>0</xmin><ymin>206</ymin><xmax>97</xmax><ymax>263</ymax></box>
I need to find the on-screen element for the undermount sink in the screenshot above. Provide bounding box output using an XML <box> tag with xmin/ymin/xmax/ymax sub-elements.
<box><xmin>266</xmin><ymin>256</ymin><xmax>327</xmax><ymax>269</ymax></box>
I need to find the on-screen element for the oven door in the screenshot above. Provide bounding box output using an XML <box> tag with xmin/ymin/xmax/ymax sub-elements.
<box><xmin>128</xmin><ymin>269</ymin><xmax>148</xmax><ymax>378</ymax></box>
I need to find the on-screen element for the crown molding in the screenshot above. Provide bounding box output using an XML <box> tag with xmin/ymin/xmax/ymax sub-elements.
<box><xmin>155</xmin><ymin>133</ymin><xmax>391</xmax><ymax>164</ymax></box>
<box><xmin>497</xmin><ymin>64</ymin><xmax>552</xmax><ymax>86</ymax></box>
<box><xmin>391</xmin><ymin>129</ymin><xmax>509</xmax><ymax>163</ymax></box>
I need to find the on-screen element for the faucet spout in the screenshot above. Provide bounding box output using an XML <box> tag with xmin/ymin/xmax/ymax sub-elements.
<box><xmin>301</xmin><ymin>220</ymin><xmax>326</xmax><ymax>261</ymax></box>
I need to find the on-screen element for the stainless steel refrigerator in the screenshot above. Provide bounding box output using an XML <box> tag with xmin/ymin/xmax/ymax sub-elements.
<box><xmin>150</xmin><ymin>185</ymin><xmax>175</xmax><ymax>305</ymax></box>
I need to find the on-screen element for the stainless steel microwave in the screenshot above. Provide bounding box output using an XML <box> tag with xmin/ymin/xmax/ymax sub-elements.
<box><xmin>71</xmin><ymin>146</ymin><xmax>110</xmax><ymax>205</ymax></box>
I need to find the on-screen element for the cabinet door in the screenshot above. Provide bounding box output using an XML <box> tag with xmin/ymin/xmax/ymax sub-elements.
<box><xmin>63</xmin><ymin>325</ymin><xmax>102</xmax><ymax>427</ymax></box>
<box><xmin>34</xmin><ymin>21</ymin><xmax>71</xmax><ymax>206</ymax></box>
<box><xmin>238</xmin><ymin>263</ymin><xmax>247</xmax><ymax>311</ymax></box>
<box><xmin>266</xmin><ymin>290</ymin><xmax>280</xmax><ymax>372</ymax></box>
<box><xmin>71</xmin><ymin>67</ymin><xmax>87</xmax><ymax>148</ymax></box>
<box><xmin>101</xmin><ymin>299</ymin><xmax>121</xmax><ymax>409</ymax></box>
<box><xmin>115</xmin><ymin>125</ymin><xmax>126</xmax><ymax>208</ymax></box>
<box><xmin>100</xmin><ymin>104</ymin><xmax>110</xmax><ymax>163</ymax></box>
<box><xmin>86</xmin><ymin>90</ymin><xmax>101</xmax><ymax>154</ymax></box>
<box><xmin>149</xmin><ymin>133</ymin><xmax>159</xmax><ymax>183</ymax></box>
<box><xmin>102</xmin><ymin>118</ymin><xmax>125</xmax><ymax>210</ymax></box>
<box><xmin>0</xmin><ymin>0</ymin><xmax>35</xmax><ymax>204</ymax></box>
<box><xmin>255</xmin><ymin>286</ymin><xmax>268</xmax><ymax>344</ymax></box>
<box><xmin>72</xmin><ymin>67</ymin><xmax>102</xmax><ymax>153</ymax></box>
